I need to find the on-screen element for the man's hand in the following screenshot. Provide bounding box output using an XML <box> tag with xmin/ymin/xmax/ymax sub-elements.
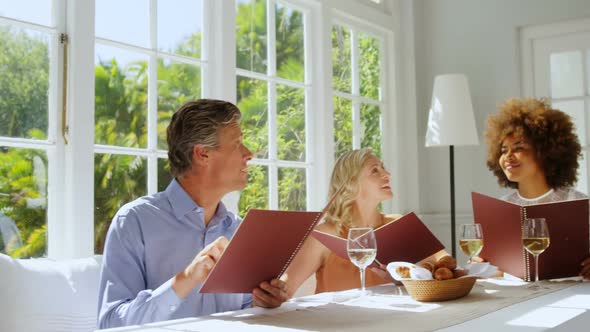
<box><xmin>186</xmin><ymin>236</ymin><xmax>229</xmax><ymax>282</ymax></box>
<box><xmin>580</xmin><ymin>256</ymin><xmax>590</xmax><ymax>280</ymax></box>
<box><xmin>252</xmin><ymin>279</ymin><xmax>288</xmax><ymax>308</ymax></box>
<box><xmin>173</xmin><ymin>236</ymin><xmax>229</xmax><ymax>299</ymax></box>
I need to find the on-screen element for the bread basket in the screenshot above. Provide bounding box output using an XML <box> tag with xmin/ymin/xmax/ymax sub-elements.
<box><xmin>401</xmin><ymin>277</ymin><xmax>477</xmax><ymax>302</ymax></box>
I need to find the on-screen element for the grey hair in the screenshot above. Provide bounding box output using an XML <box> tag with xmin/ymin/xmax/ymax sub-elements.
<box><xmin>167</xmin><ymin>99</ymin><xmax>241</xmax><ymax>178</ymax></box>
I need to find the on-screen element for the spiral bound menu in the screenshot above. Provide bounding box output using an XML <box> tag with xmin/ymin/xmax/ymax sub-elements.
<box><xmin>471</xmin><ymin>192</ymin><xmax>589</xmax><ymax>281</ymax></box>
<box><xmin>198</xmin><ymin>209</ymin><xmax>324</xmax><ymax>293</ymax></box>
<box><xmin>311</xmin><ymin>212</ymin><xmax>445</xmax><ymax>265</ymax></box>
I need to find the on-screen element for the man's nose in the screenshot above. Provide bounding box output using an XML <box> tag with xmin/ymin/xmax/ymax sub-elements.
<box><xmin>243</xmin><ymin>145</ymin><xmax>253</xmax><ymax>160</ymax></box>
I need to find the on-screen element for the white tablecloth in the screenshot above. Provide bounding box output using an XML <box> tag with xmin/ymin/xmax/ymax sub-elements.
<box><xmin>98</xmin><ymin>279</ymin><xmax>590</xmax><ymax>332</ymax></box>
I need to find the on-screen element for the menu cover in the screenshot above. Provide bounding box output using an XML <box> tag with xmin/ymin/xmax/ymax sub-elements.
<box><xmin>311</xmin><ymin>212</ymin><xmax>445</xmax><ymax>265</ymax></box>
<box><xmin>199</xmin><ymin>209</ymin><xmax>325</xmax><ymax>293</ymax></box>
<box><xmin>471</xmin><ymin>192</ymin><xmax>589</xmax><ymax>281</ymax></box>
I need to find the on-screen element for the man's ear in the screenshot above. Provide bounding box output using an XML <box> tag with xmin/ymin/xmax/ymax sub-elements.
<box><xmin>193</xmin><ymin>145</ymin><xmax>210</xmax><ymax>167</ymax></box>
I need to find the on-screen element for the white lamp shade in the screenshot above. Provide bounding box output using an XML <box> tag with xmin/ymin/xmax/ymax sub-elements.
<box><xmin>425</xmin><ymin>74</ymin><xmax>479</xmax><ymax>147</ymax></box>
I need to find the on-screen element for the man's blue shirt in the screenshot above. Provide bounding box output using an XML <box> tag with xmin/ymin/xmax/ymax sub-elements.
<box><xmin>97</xmin><ymin>179</ymin><xmax>251</xmax><ymax>329</ymax></box>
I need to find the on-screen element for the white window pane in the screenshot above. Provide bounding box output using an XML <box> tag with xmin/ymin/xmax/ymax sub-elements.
<box><xmin>275</xmin><ymin>3</ymin><xmax>304</xmax><ymax>82</ymax></box>
<box><xmin>553</xmin><ymin>100</ymin><xmax>586</xmax><ymax>146</ymax></box>
<box><xmin>359</xmin><ymin>33</ymin><xmax>381</xmax><ymax>100</ymax></box>
<box><xmin>238</xmin><ymin>164</ymin><xmax>269</xmax><ymax>216</ymax></box>
<box><xmin>333</xmin><ymin>96</ymin><xmax>352</xmax><ymax>159</ymax></box>
<box><xmin>95</xmin><ymin>44</ymin><xmax>148</xmax><ymax>148</ymax></box>
<box><xmin>360</xmin><ymin>103</ymin><xmax>382</xmax><ymax>157</ymax></box>
<box><xmin>277</xmin><ymin>84</ymin><xmax>305</xmax><ymax>162</ymax></box>
<box><xmin>550</xmin><ymin>51</ymin><xmax>584</xmax><ymax>98</ymax></box>
<box><xmin>96</xmin><ymin>0</ymin><xmax>149</xmax><ymax>47</ymax></box>
<box><xmin>332</xmin><ymin>25</ymin><xmax>351</xmax><ymax>93</ymax></box>
<box><xmin>0</xmin><ymin>0</ymin><xmax>53</xmax><ymax>26</ymax></box>
<box><xmin>236</xmin><ymin>0</ymin><xmax>267</xmax><ymax>74</ymax></box>
<box><xmin>237</xmin><ymin>76</ymin><xmax>268</xmax><ymax>159</ymax></box>
<box><xmin>157</xmin><ymin>0</ymin><xmax>202</xmax><ymax>58</ymax></box>
<box><xmin>157</xmin><ymin>58</ymin><xmax>201</xmax><ymax>150</ymax></box>
<box><xmin>94</xmin><ymin>153</ymin><xmax>146</xmax><ymax>253</ymax></box>
<box><xmin>0</xmin><ymin>147</ymin><xmax>47</xmax><ymax>257</ymax></box>
<box><xmin>278</xmin><ymin>167</ymin><xmax>306</xmax><ymax>210</ymax></box>
<box><xmin>0</xmin><ymin>26</ymin><xmax>50</xmax><ymax>139</ymax></box>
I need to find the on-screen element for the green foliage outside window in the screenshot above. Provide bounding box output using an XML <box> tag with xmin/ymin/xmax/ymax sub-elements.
<box><xmin>0</xmin><ymin>27</ymin><xmax>49</xmax><ymax>139</ymax></box>
<box><xmin>236</xmin><ymin>1</ymin><xmax>307</xmax><ymax>215</ymax></box>
<box><xmin>1</xmin><ymin>3</ymin><xmax>381</xmax><ymax>257</ymax></box>
<box><xmin>332</xmin><ymin>26</ymin><xmax>382</xmax><ymax>160</ymax></box>
<box><xmin>0</xmin><ymin>26</ymin><xmax>49</xmax><ymax>257</ymax></box>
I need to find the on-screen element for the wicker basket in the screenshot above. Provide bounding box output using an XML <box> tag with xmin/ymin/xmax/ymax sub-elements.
<box><xmin>401</xmin><ymin>277</ymin><xmax>477</xmax><ymax>302</ymax></box>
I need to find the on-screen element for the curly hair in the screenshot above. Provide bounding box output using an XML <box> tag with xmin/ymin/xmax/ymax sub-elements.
<box><xmin>167</xmin><ymin>99</ymin><xmax>241</xmax><ymax>178</ymax></box>
<box><xmin>485</xmin><ymin>98</ymin><xmax>581</xmax><ymax>189</ymax></box>
<box><xmin>324</xmin><ymin>148</ymin><xmax>378</xmax><ymax>234</ymax></box>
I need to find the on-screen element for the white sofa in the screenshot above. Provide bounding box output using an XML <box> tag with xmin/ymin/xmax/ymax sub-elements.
<box><xmin>0</xmin><ymin>253</ymin><xmax>102</xmax><ymax>332</ymax></box>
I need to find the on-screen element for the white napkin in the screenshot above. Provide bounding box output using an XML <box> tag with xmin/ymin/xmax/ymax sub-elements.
<box><xmin>386</xmin><ymin>261</ymin><xmax>499</xmax><ymax>281</ymax></box>
<box><xmin>387</xmin><ymin>262</ymin><xmax>432</xmax><ymax>280</ymax></box>
<box><xmin>462</xmin><ymin>262</ymin><xmax>499</xmax><ymax>278</ymax></box>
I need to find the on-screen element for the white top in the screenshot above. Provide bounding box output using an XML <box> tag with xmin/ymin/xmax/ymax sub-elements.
<box><xmin>500</xmin><ymin>187</ymin><xmax>587</xmax><ymax>205</ymax></box>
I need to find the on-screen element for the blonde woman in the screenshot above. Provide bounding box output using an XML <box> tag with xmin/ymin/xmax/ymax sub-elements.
<box><xmin>281</xmin><ymin>148</ymin><xmax>446</xmax><ymax>296</ymax></box>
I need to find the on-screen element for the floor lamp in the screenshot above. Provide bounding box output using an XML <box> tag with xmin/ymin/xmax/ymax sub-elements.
<box><xmin>425</xmin><ymin>74</ymin><xmax>479</xmax><ymax>257</ymax></box>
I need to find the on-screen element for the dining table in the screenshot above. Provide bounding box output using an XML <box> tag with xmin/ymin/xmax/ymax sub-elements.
<box><xmin>97</xmin><ymin>277</ymin><xmax>590</xmax><ymax>332</ymax></box>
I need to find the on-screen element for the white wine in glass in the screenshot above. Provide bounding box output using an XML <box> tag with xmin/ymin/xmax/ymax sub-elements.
<box><xmin>347</xmin><ymin>227</ymin><xmax>377</xmax><ymax>294</ymax></box>
<box><xmin>523</xmin><ymin>237</ymin><xmax>550</xmax><ymax>256</ymax></box>
<box><xmin>522</xmin><ymin>218</ymin><xmax>550</xmax><ymax>286</ymax></box>
<box><xmin>459</xmin><ymin>224</ymin><xmax>484</xmax><ymax>263</ymax></box>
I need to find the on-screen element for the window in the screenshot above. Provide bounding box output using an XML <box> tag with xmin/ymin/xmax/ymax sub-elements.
<box><xmin>332</xmin><ymin>22</ymin><xmax>384</xmax><ymax>159</ymax></box>
<box><xmin>93</xmin><ymin>0</ymin><xmax>204</xmax><ymax>252</ymax></box>
<box><xmin>235</xmin><ymin>0</ymin><xmax>310</xmax><ymax>214</ymax></box>
<box><xmin>0</xmin><ymin>0</ymin><xmax>62</xmax><ymax>257</ymax></box>
<box><xmin>521</xmin><ymin>18</ymin><xmax>590</xmax><ymax>194</ymax></box>
<box><xmin>0</xmin><ymin>0</ymin><xmax>398</xmax><ymax>259</ymax></box>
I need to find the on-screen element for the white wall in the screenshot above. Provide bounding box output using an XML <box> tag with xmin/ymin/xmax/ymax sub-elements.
<box><xmin>413</xmin><ymin>0</ymin><xmax>590</xmax><ymax>254</ymax></box>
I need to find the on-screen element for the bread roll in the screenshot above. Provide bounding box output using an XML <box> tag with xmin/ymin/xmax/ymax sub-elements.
<box><xmin>435</xmin><ymin>255</ymin><xmax>457</xmax><ymax>270</ymax></box>
<box><xmin>453</xmin><ymin>269</ymin><xmax>468</xmax><ymax>278</ymax></box>
<box><xmin>420</xmin><ymin>262</ymin><xmax>435</xmax><ymax>273</ymax></box>
<box><xmin>396</xmin><ymin>266</ymin><xmax>411</xmax><ymax>278</ymax></box>
<box><xmin>434</xmin><ymin>267</ymin><xmax>454</xmax><ymax>280</ymax></box>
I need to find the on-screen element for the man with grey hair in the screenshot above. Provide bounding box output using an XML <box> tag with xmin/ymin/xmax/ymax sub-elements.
<box><xmin>98</xmin><ymin>99</ymin><xmax>288</xmax><ymax>329</ymax></box>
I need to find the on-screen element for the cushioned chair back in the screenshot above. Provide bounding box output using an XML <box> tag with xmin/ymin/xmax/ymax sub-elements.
<box><xmin>0</xmin><ymin>254</ymin><xmax>102</xmax><ymax>332</ymax></box>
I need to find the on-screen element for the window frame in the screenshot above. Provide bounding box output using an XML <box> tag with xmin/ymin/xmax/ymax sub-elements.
<box><xmin>1</xmin><ymin>0</ymin><xmax>403</xmax><ymax>259</ymax></box>
<box><xmin>234</xmin><ymin>0</ymin><xmax>314</xmax><ymax>211</ymax></box>
<box><xmin>329</xmin><ymin>11</ymin><xmax>398</xmax><ymax>212</ymax></box>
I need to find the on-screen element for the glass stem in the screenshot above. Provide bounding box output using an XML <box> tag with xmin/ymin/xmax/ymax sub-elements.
<box><xmin>534</xmin><ymin>254</ymin><xmax>540</xmax><ymax>283</ymax></box>
<box><xmin>360</xmin><ymin>267</ymin><xmax>366</xmax><ymax>291</ymax></box>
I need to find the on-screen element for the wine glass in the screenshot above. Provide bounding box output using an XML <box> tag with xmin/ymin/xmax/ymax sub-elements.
<box><xmin>459</xmin><ymin>224</ymin><xmax>484</xmax><ymax>264</ymax></box>
<box><xmin>522</xmin><ymin>218</ymin><xmax>550</xmax><ymax>288</ymax></box>
<box><xmin>347</xmin><ymin>227</ymin><xmax>377</xmax><ymax>294</ymax></box>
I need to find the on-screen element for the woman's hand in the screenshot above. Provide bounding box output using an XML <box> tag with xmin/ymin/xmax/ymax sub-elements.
<box><xmin>470</xmin><ymin>256</ymin><xmax>485</xmax><ymax>263</ymax></box>
<box><xmin>369</xmin><ymin>263</ymin><xmax>401</xmax><ymax>285</ymax></box>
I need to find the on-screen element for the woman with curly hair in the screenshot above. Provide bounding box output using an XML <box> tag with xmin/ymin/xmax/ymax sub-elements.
<box><xmin>281</xmin><ymin>148</ymin><xmax>446</xmax><ymax>296</ymax></box>
<box><xmin>485</xmin><ymin>97</ymin><xmax>590</xmax><ymax>279</ymax></box>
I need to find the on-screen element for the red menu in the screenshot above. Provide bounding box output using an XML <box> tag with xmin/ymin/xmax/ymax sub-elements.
<box><xmin>199</xmin><ymin>209</ymin><xmax>326</xmax><ymax>293</ymax></box>
<box><xmin>471</xmin><ymin>192</ymin><xmax>589</xmax><ymax>281</ymax></box>
<box><xmin>311</xmin><ymin>212</ymin><xmax>445</xmax><ymax>264</ymax></box>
